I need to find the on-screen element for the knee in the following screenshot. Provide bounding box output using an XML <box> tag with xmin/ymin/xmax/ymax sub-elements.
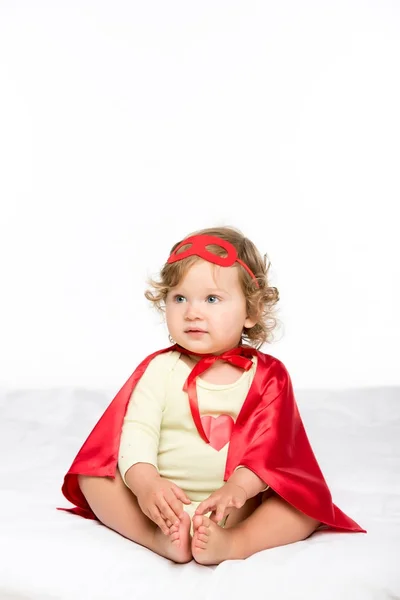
<box><xmin>77</xmin><ymin>474</ymin><xmax>86</xmax><ymax>485</ymax></box>
<box><xmin>77</xmin><ymin>474</ymin><xmax>105</xmax><ymax>498</ymax></box>
<box><xmin>77</xmin><ymin>474</ymin><xmax>90</xmax><ymax>491</ymax></box>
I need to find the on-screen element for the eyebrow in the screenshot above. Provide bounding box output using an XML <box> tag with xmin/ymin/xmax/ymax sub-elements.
<box><xmin>171</xmin><ymin>288</ymin><xmax>231</xmax><ymax>296</ymax></box>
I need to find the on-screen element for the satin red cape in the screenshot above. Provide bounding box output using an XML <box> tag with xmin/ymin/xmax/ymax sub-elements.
<box><xmin>61</xmin><ymin>345</ymin><xmax>365</xmax><ymax>533</ymax></box>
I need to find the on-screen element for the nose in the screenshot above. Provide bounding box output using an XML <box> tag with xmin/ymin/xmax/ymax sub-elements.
<box><xmin>184</xmin><ymin>301</ymin><xmax>202</xmax><ymax>321</ymax></box>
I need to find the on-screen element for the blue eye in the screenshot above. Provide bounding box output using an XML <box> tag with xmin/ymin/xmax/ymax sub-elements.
<box><xmin>175</xmin><ymin>295</ymin><xmax>186</xmax><ymax>303</ymax></box>
<box><xmin>207</xmin><ymin>295</ymin><xmax>219</xmax><ymax>303</ymax></box>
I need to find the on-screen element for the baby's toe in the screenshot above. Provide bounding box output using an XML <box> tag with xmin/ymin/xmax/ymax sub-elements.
<box><xmin>192</xmin><ymin>514</ymin><xmax>204</xmax><ymax>531</ymax></box>
<box><xmin>201</xmin><ymin>516</ymin><xmax>211</xmax><ymax>529</ymax></box>
<box><xmin>198</xmin><ymin>525</ymin><xmax>209</xmax><ymax>535</ymax></box>
<box><xmin>170</xmin><ymin>530</ymin><xmax>180</xmax><ymax>542</ymax></box>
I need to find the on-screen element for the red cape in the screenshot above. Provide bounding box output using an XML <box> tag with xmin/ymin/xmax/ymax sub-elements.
<box><xmin>61</xmin><ymin>345</ymin><xmax>365</xmax><ymax>533</ymax></box>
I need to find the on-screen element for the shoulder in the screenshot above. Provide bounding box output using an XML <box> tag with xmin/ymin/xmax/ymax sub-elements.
<box><xmin>254</xmin><ymin>349</ymin><xmax>293</xmax><ymax>395</ymax></box>
<box><xmin>254</xmin><ymin>348</ymin><xmax>289</xmax><ymax>373</ymax></box>
<box><xmin>141</xmin><ymin>350</ymin><xmax>181</xmax><ymax>377</ymax></box>
<box><xmin>127</xmin><ymin>350</ymin><xmax>180</xmax><ymax>401</ymax></box>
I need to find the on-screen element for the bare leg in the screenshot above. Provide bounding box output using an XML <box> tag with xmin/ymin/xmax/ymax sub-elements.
<box><xmin>192</xmin><ymin>492</ymin><xmax>320</xmax><ymax>565</ymax></box>
<box><xmin>78</xmin><ymin>472</ymin><xmax>192</xmax><ymax>563</ymax></box>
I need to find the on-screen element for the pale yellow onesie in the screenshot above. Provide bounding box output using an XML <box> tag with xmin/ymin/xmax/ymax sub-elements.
<box><xmin>118</xmin><ymin>350</ymin><xmax>257</xmax><ymax>523</ymax></box>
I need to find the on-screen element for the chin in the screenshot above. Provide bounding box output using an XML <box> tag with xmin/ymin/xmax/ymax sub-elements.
<box><xmin>176</xmin><ymin>338</ymin><xmax>213</xmax><ymax>354</ymax></box>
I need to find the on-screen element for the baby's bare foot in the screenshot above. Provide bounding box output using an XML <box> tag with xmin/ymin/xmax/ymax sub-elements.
<box><xmin>153</xmin><ymin>511</ymin><xmax>192</xmax><ymax>563</ymax></box>
<box><xmin>192</xmin><ymin>515</ymin><xmax>236</xmax><ymax>565</ymax></box>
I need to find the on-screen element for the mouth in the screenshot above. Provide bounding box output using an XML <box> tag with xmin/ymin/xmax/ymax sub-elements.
<box><xmin>185</xmin><ymin>329</ymin><xmax>207</xmax><ymax>334</ymax></box>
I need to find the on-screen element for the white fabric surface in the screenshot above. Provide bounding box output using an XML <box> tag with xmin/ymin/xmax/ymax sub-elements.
<box><xmin>0</xmin><ymin>386</ymin><xmax>399</xmax><ymax>600</ymax></box>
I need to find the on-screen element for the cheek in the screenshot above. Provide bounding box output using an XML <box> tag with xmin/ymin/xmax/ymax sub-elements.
<box><xmin>166</xmin><ymin>303</ymin><xmax>183</xmax><ymax>325</ymax></box>
<box><xmin>214</xmin><ymin>306</ymin><xmax>245</xmax><ymax>328</ymax></box>
<box><xmin>165</xmin><ymin>305</ymin><xmax>176</xmax><ymax>325</ymax></box>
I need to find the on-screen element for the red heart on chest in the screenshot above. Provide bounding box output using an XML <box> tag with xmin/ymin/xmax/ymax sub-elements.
<box><xmin>200</xmin><ymin>415</ymin><xmax>234</xmax><ymax>451</ymax></box>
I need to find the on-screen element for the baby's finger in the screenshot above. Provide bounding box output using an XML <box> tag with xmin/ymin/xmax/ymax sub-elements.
<box><xmin>150</xmin><ymin>506</ymin><xmax>170</xmax><ymax>535</ymax></box>
<box><xmin>164</xmin><ymin>491</ymin><xmax>186</xmax><ymax>521</ymax></box>
<box><xmin>195</xmin><ymin>497</ymin><xmax>215</xmax><ymax>516</ymax></box>
<box><xmin>172</xmin><ymin>486</ymin><xmax>191</xmax><ymax>505</ymax></box>
<box><xmin>209</xmin><ymin>511</ymin><xmax>220</xmax><ymax>523</ymax></box>
<box><xmin>215</xmin><ymin>502</ymin><xmax>227</xmax><ymax>522</ymax></box>
<box><xmin>158</xmin><ymin>497</ymin><xmax>180</xmax><ymax>525</ymax></box>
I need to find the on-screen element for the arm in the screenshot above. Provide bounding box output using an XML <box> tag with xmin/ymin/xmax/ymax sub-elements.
<box><xmin>194</xmin><ymin>467</ymin><xmax>267</xmax><ymax>522</ymax></box>
<box><xmin>118</xmin><ymin>354</ymin><xmax>190</xmax><ymax>530</ymax></box>
<box><xmin>125</xmin><ymin>462</ymin><xmax>160</xmax><ymax>495</ymax></box>
<box><xmin>227</xmin><ymin>466</ymin><xmax>267</xmax><ymax>499</ymax></box>
<box><xmin>118</xmin><ymin>354</ymin><xmax>165</xmax><ymax>484</ymax></box>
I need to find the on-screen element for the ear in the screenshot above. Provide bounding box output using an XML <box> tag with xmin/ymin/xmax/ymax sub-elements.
<box><xmin>244</xmin><ymin>314</ymin><xmax>257</xmax><ymax>329</ymax></box>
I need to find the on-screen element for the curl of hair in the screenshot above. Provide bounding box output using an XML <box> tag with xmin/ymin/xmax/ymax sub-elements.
<box><xmin>144</xmin><ymin>226</ymin><xmax>280</xmax><ymax>348</ymax></box>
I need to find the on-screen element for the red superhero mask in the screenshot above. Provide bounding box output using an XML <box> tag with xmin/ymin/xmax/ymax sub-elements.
<box><xmin>167</xmin><ymin>234</ymin><xmax>259</xmax><ymax>287</ymax></box>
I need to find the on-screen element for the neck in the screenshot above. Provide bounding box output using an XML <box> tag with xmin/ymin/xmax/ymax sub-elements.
<box><xmin>175</xmin><ymin>343</ymin><xmax>243</xmax><ymax>360</ymax></box>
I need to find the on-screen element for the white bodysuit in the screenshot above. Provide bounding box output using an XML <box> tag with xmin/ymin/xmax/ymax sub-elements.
<box><xmin>118</xmin><ymin>350</ymin><xmax>257</xmax><ymax>520</ymax></box>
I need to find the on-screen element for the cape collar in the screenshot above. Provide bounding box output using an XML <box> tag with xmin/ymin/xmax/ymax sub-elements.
<box><xmin>175</xmin><ymin>344</ymin><xmax>256</xmax><ymax>445</ymax></box>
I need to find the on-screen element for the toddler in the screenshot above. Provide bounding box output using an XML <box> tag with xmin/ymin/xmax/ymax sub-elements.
<box><xmin>61</xmin><ymin>226</ymin><xmax>364</xmax><ymax>565</ymax></box>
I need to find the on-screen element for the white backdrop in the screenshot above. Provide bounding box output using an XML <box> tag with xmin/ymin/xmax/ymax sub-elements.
<box><xmin>0</xmin><ymin>0</ymin><xmax>399</xmax><ymax>391</ymax></box>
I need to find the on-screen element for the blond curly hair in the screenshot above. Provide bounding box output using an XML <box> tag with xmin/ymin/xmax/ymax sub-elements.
<box><xmin>145</xmin><ymin>226</ymin><xmax>280</xmax><ymax>348</ymax></box>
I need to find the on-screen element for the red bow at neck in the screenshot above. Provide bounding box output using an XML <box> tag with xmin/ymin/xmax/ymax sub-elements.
<box><xmin>176</xmin><ymin>345</ymin><xmax>256</xmax><ymax>445</ymax></box>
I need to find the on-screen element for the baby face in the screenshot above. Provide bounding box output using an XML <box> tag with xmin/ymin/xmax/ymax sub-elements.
<box><xmin>165</xmin><ymin>259</ymin><xmax>256</xmax><ymax>355</ymax></box>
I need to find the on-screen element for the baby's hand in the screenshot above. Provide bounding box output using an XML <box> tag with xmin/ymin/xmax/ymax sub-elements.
<box><xmin>136</xmin><ymin>475</ymin><xmax>191</xmax><ymax>535</ymax></box>
<box><xmin>195</xmin><ymin>482</ymin><xmax>248</xmax><ymax>523</ymax></box>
